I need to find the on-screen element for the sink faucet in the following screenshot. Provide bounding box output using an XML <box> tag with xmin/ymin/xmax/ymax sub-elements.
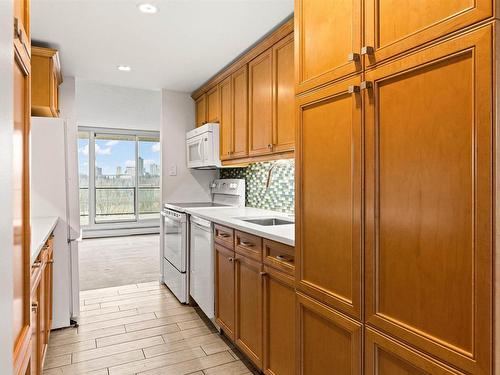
<box><xmin>265</xmin><ymin>159</ymin><xmax>289</xmax><ymax>189</ymax></box>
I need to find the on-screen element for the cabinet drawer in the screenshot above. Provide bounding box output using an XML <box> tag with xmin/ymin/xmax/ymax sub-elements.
<box><xmin>365</xmin><ymin>327</ymin><xmax>466</xmax><ymax>375</ymax></box>
<box><xmin>263</xmin><ymin>239</ymin><xmax>294</xmax><ymax>276</ymax></box>
<box><xmin>214</xmin><ymin>224</ymin><xmax>234</xmax><ymax>248</ymax></box>
<box><xmin>235</xmin><ymin>231</ymin><xmax>262</xmax><ymax>261</ymax></box>
<box><xmin>31</xmin><ymin>246</ymin><xmax>47</xmax><ymax>294</ymax></box>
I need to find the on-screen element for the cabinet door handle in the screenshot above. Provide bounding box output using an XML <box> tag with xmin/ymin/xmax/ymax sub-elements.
<box><xmin>32</xmin><ymin>261</ymin><xmax>42</xmax><ymax>268</ymax></box>
<box><xmin>47</xmin><ymin>259</ymin><xmax>54</xmax><ymax>264</ymax></box>
<box><xmin>218</xmin><ymin>232</ymin><xmax>230</xmax><ymax>238</ymax></box>
<box><xmin>260</xmin><ymin>272</ymin><xmax>268</xmax><ymax>277</ymax></box>
<box><xmin>361</xmin><ymin>46</ymin><xmax>374</xmax><ymax>56</ymax></box>
<box><xmin>32</xmin><ymin>302</ymin><xmax>39</xmax><ymax>312</ymax></box>
<box><xmin>13</xmin><ymin>17</ymin><xmax>21</xmax><ymax>39</ymax></box>
<box><xmin>240</xmin><ymin>241</ymin><xmax>254</xmax><ymax>247</ymax></box>
<box><xmin>276</xmin><ymin>254</ymin><xmax>293</xmax><ymax>262</ymax></box>
<box><xmin>348</xmin><ymin>85</ymin><xmax>360</xmax><ymax>94</ymax></box>
<box><xmin>228</xmin><ymin>257</ymin><xmax>234</xmax><ymax>262</ymax></box>
<box><xmin>347</xmin><ymin>52</ymin><xmax>360</xmax><ymax>62</ymax></box>
<box><xmin>360</xmin><ymin>81</ymin><xmax>373</xmax><ymax>90</ymax></box>
<box><xmin>267</xmin><ymin>144</ymin><xmax>273</xmax><ymax>149</ymax></box>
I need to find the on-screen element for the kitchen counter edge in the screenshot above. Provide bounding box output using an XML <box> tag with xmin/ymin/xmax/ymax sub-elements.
<box><xmin>31</xmin><ymin>216</ymin><xmax>58</xmax><ymax>265</ymax></box>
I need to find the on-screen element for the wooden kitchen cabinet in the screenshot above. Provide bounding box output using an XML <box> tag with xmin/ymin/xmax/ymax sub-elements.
<box><xmin>234</xmin><ymin>252</ymin><xmax>264</xmax><ymax>369</ymax></box>
<box><xmin>219</xmin><ymin>76</ymin><xmax>232</xmax><ymax>160</ymax></box>
<box><xmin>195</xmin><ymin>94</ymin><xmax>207</xmax><ymax>127</ymax></box>
<box><xmin>295</xmin><ymin>76</ymin><xmax>363</xmax><ymax>320</ymax></box>
<box><xmin>31</xmin><ymin>47</ymin><xmax>62</xmax><ymax>117</ymax></box>
<box><xmin>215</xmin><ymin>243</ymin><xmax>236</xmax><ymax>340</ymax></box>
<box><xmin>249</xmin><ymin>49</ymin><xmax>273</xmax><ymax>156</ymax></box>
<box><xmin>364</xmin><ymin>0</ymin><xmax>492</xmax><ymax>66</ymax></box>
<box><xmin>30</xmin><ymin>285</ymin><xmax>40</xmax><ymax>375</ymax></box>
<box><xmin>13</xmin><ymin>0</ymin><xmax>32</xmax><ymax>373</ymax></box>
<box><xmin>272</xmin><ymin>33</ymin><xmax>295</xmax><ymax>153</ymax></box>
<box><xmin>263</xmin><ymin>266</ymin><xmax>295</xmax><ymax>375</ymax></box>
<box><xmin>365</xmin><ymin>327</ymin><xmax>466</xmax><ymax>375</ymax></box>
<box><xmin>231</xmin><ymin>65</ymin><xmax>248</xmax><ymax>159</ymax></box>
<box><xmin>364</xmin><ymin>25</ymin><xmax>492</xmax><ymax>375</ymax></box>
<box><xmin>296</xmin><ymin>292</ymin><xmax>362</xmax><ymax>375</ymax></box>
<box><xmin>294</xmin><ymin>0</ymin><xmax>362</xmax><ymax>94</ymax></box>
<box><xmin>206</xmin><ymin>86</ymin><xmax>219</xmax><ymax>123</ymax></box>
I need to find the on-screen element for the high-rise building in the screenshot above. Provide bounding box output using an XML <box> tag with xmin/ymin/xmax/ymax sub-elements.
<box><xmin>125</xmin><ymin>166</ymin><xmax>135</xmax><ymax>176</ymax></box>
<box><xmin>138</xmin><ymin>157</ymin><xmax>144</xmax><ymax>176</ymax></box>
<box><xmin>116</xmin><ymin>166</ymin><xmax>122</xmax><ymax>176</ymax></box>
<box><xmin>150</xmin><ymin>163</ymin><xmax>160</xmax><ymax>176</ymax></box>
<box><xmin>96</xmin><ymin>167</ymin><xmax>103</xmax><ymax>176</ymax></box>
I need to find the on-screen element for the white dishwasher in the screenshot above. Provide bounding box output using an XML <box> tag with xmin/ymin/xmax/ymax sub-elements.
<box><xmin>189</xmin><ymin>216</ymin><xmax>215</xmax><ymax>320</ymax></box>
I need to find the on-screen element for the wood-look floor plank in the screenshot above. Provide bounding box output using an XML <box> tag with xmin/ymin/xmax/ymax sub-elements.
<box><xmin>78</xmin><ymin>312</ymin><xmax>157</xmax><ymax>333</ymax></box>
<box><xmin>96</xmin><ymin>323</ymin><xmax>179</xmax><ymax>348</ymax></box>
<box><xmin>43</xmin><ymin>354</ymin><xmax>72</xmax><ymax>370</ymax></box>
<box><xmin>143</xmin><ymin>333</ymin><xmax>227</xmax><ymax>358</ymax></box>
<box><xmin>124</xmin><ymin>312</ymin><xmax>198</xmax><ymax>332</ymax></box>
<box><xmin>50</xmin><ymin>325</ymin><xmax>127</xmax><ymax>346</ymax></box>
<box><xmin>57</xmin><ymin>349</ymin><xmax>145</xmax><ymax>375</ymax></box>
<box><xmin>203</xmin><ymin>359</ymin><xmax>254</xmax><ymax>375</ymax></box>
<box><xmin>46</xmin><ymin>339</ymin><xmax>96</xmax><ymax>358</ymax></box>
<box><xmin>78</xmin><ymin>308</ymin><xmax>140</xmax><ymax>325</ymax></box>
<box><xmin>79</xmin><ymin>305</ymin><xmax>120</xmax><ymax>317</ymax></box>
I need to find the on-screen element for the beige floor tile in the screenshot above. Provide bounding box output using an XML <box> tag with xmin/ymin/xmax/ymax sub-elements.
<box><xmin>79</xmin><ymin>303</ymin><xmax>102</xmax><ymax>312</ymax></box>
<box><xmin>84</xmin><ymin>288</ymin><xmax>169</xmax><ymax>306</ymax></box>
<box><xmin>43</xmin><ymin>354</ymin><xmax>72</xmax><ymax>369</ymax></box>
<box><xmin>50</xmin><ymin>325</ymin><xmax>127</xmax><ymax>346</ymax></box>
<box><xmin>73</xmin><ymin>336</ymin><xmax>164</xmax><ymax>363</ymax></box>
<box><xmin>177</xmin><ymin>318</ymin><xmax>207</xmax><ymax>331</ymax></box>
<box><xmin>162</xmin><ymin>326</ymin><xmax>214</xmax><ymax>343</ymax></box>
<box><xmin>78</xmin><ymin>312</ymin><xmax>156</xmax><ymax>333</ymax></box>
<box><xmin>96</xmin><ymin>323</ymin><xmax>179</xmax><ymax>347</ymax></box>
<box><xmin>79</xmin><ymin>308</ymin><xmax>140</xmax><ymax>325</ymax></box>
<box><xmin>154</xmin><ymin>306</ymin><xmax>193</xmax><ymax>318</ymax></box>
<box><xmin>124</xmin><ymin>312</ymin><xmax>198</xmax><ymax>332</ymax></box>
<box><xmin>43</xmin><ymin>368</ymin><xmax>63</xmax><ymax>375</ymax></box>
<box><xmin>135</xmin><ymin>301</ymin><xmax>187</xmax><ymax>314</ymax></box>
<box><xmin>108</xmin><ymin>347</ymin><xmax>206</xmax><ymax>375</ymax></box>
<box><xmin>101</xmin><ymin>294</ymin><xmax>176</xmax><ymax>309</ymax></box>
<box><xmin>79</xmin><ymin>305</ymin><xmax>120</xmax><ymax>317</ymax></box>
<box><xmin>143</xmin><ymin>333</ymin><xmax>224</xmax><ymax>358</ymax></box>
<box><xmin>203</xmin><ymin>359</ymin><xmax>253</xmax><ymax>375</ymax></box>
<box><xmin>201</xmin><ymin>340</ymin><xmax>232</xmax><ymax>355</ymax></box>
<box><xmin>58</xmin><ymin>349</ymin><xmax>144</xmax><ymax>375</ymax></box>
<box><xmin>46</xmin><ymin>339</ymin><xmax>96</xmax><ymax>358</ymax></box>
<box><xmin>137</xmin><ymin>351</ymin><xmax>236</xmax><ymax>375</ymax></box>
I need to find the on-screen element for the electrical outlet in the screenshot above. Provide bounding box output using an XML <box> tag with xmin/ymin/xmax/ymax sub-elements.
<box><xmin>169</xmin><ymin>164</ymin><xmax>177</xmax><ymax>176</ymax></box>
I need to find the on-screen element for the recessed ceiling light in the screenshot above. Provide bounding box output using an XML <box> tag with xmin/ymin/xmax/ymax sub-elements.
<box><xmin>117</xmin><ymin>65</ymin><xmax>131</xmax><ymax>72</ymax></box>
<box><xmin>138</xmin><ymin>3</ymin><xmax>157</xmax><ymax>14</ymax></box>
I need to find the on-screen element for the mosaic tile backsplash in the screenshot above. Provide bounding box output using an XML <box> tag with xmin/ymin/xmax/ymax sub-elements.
<box><xmin>220</xmin><ymin>159</ymin><xmax>295</xmax><ymax>214</ymax></box>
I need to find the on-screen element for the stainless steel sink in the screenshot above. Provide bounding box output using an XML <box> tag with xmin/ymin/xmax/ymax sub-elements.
<box><xmin>240</xmin><ymin>217</ymin><xmax>294</xmax><ymax>226</ymax></box>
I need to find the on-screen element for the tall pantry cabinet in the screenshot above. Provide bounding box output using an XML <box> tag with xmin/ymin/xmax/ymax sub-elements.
<box><xmin>13</xmin><ymin>0</ymin><xmax>32</xmax><ymax>374</ymax></box>
<box><xmin>295</xmin><ymin>1</ymin><xmax>496</xmax><ymax>375</ymax></box>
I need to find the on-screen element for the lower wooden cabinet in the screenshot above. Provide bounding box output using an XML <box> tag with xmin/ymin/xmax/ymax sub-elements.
<box><xmin>365</xmin><ymin>327</ymin><xmax>466</xmax><ymax>375</ymax></box>
<box><xmin>296</xmin><ymin>292</ymin><xmax>362</xmax><ymax>375</ymax></box>
<box><xmin>30</xmin><ymin>286</ymin><xmax>40</xmax><ymax>375</ymax></box>
<box><xmin>234</xmin><ymin>253</ymin><xmax>264</xmax><ymax>368</ymax></box>
<box><xmin>215</xmin><ymin>243</ymin><xmax>235</xmax><ymax>340</ymax></box>
<box><xmin>263</xmin><ymin>266</ymin><xmax>295</xmax><ymax>375</ymax></box>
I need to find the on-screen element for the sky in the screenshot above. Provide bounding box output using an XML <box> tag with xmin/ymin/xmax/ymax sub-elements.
<box><xmin>78</xmin><ymin>137</ymin><xmax>160</xmax><ymax>176</ymax></box>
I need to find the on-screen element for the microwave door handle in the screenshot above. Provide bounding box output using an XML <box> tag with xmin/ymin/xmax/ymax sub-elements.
<box><xmin>197</xmin><ymin>139</ymin><xmax>203</xmax><ymax>162</ymax></box>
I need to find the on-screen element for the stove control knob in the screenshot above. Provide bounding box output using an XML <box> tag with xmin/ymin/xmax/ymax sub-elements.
<box><xmin>229</xmin><ymin>183</ymin><xmax>237</xmax><ymax>189</ymax></box>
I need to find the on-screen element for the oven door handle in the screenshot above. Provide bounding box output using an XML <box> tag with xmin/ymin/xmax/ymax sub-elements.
<box><xmin>191</xmin><ymin>222</ymin><xmax>211</xmax><ymax>232</ymax></box>
<box><xmin>161</xmin><ymin>210</ymin><xmax>184</xmax><ymax>222</ymax></box>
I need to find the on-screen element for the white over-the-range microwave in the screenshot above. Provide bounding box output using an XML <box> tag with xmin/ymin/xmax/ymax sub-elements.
<box><xmin>186</xmin><ymin>122</ymin><xmax>221</xmax><ymax>169</ymax></box>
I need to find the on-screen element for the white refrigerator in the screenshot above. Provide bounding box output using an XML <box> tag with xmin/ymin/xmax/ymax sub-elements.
<box><xmin>31</xmin><ymin>116</ymin><xmax>81</xmax><ymax>329</ymax></box>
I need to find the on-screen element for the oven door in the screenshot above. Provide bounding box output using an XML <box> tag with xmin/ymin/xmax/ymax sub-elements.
<box><xmin>161</xmin><ymin>209</ymin><xmax>187</xmax><ymax>272</ymax></box>
<box><xmin>186</xmin><ymin>136</ymin><xmax>205</xmax><ymax>168</ymax></box>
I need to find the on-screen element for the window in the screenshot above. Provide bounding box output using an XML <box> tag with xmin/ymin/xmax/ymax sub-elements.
<box><xmin>77</xmin><ymin>128</ymin><xmax>161</xmax><ymax>227</ymax></box>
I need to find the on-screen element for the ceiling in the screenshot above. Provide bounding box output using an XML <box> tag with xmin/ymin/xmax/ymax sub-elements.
<box><xmin>31</xmin><ymin>0</ymin><xmax>293</xmax><ymax>92</ymax></box>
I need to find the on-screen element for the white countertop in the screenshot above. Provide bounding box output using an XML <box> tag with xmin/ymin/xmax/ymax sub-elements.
<box><xmin>183</xmin><ymin>206</ymin><xmax>295</xmax><ymax>246</ymax></box>
<box><xmin>31</xmin><ymin>216</ymin><xmax>58</xmax><ymax>264</ymax></box>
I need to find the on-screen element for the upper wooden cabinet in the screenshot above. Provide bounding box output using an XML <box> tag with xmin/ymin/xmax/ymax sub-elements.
<box><xmin>195</xmin><ymin>94</ymin><xmax>207</xmax><ymax>127</ymax></box>
<box><xmin>249</xmin><ymin>49</ymin><xmax>274</xmax><ymax>157</ymax></box>
<box><xmin>272</xmin><ymin>34</ymin><xmax>295</xmax><ymax>153</ymax></box>
<box><xmin>364</xmin><ymin>0</ymin><xmax>492</xmax><ymax>66</ymax></box>
<box><xmin>206</xmin><ymin>86</ymin><xmax>219</xmax><ymax>123</ymax></box>
<box><xmin>231</xmin><ymin>66</ymin><xmax>249</xmax><ymax>159</ymax></box>
<box><xmin>364</xmin><ymin>25</ymin><xmax>492</xmax><ymax>375</ymax></box>
<box><xmin>296</xmin><ymin>76</ymin><xmax>363</xmax><ymax>320</ymax></box>
<box><xmin>219</xmin><ymin>76</ymin><xmax>232</xmax><ymax>161</ymax></box>
<box><xmin>296</xmin><ymin>292</ymin><xmax>362</xmax><ymax>375</ymax></box>
<box><xmin>294</xmin><ymin>0</ymin><xmax>362</xmax><ymax>94</ymax></box>
<box><xmin>31</xmin><ymin>47</ymin><xmax>62</xmax><ymax>117</ymax></box>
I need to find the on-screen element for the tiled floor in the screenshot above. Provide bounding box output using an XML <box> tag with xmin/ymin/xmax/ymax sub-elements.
<box><xmin>44</xmin><ymin>281</ymin><xmax>257</xmax><ymax>375</ymax></box>
<box><xmin>79</xmin><ymin>235</ymin><xmax>160</xmax><ymax>291</ymax></box>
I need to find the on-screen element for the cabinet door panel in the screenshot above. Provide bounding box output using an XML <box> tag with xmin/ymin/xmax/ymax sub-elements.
<box><xmin>365</xmin><ymin>328</ymin><xmax>466</xmax><ymax>375</ymax></box>
<box><xmin>206</xmin><ymin>86</ymin><xmax>219</xmax><ymax>123</ymax></box>
<box><xmin>195</xmin><ymin>94</ymin><xmax>206</xmax><ymax>127</ymax></box>
<box><xmin>296</xmin><ymin>292</ymin><xmax>362</xmax><ymax>375</ymax></box>
<box><xmin>219</xmin><ymin>77</ymin><xmax>232</xmax><ymax>160</ymax></box>
<box><xmin>295</xmin><ymin>0</ymin><xmax>362</xmax><ymax>93</ymax></box>
<box><xmin>296</xmin><ymin>76</ymin><xmax>362</xmax><ymax>319</ymax></box>
<box><xmin>249</xmin><ymin>49</ymin><xmax>273</xmax><ymax>156</ymax></box>
<box><xmin>235</xmin><ymin>254</ymin><xmax>263</xmax><ymax>369</ymax></box>
<box><xmin>232</xmin><ymin>66</ymin><xmax>248</xmax><ymax>158</ymax></box>
<box><xmin>215</xmin><ymin>244</ymin><xmax>235</xmax><ymax>340</ymax></box>
<box><xmin>273</xmin><ymin>34</ymin><xmax>295</xmax><ymax>153</ymax></box>
<box><xmin>364</xmin><ymin>0</ymin><xmax>492</xmax><ymax>66</ymax></box>
<box><xmin>263</xmin><ymin>266</ymin><xmax>295</xmax><ymax>375</ymax></box>
<box><xmin>365</xmin><ymin>26</ymin><xmax>492</xmax><ymax>375</ymax></box>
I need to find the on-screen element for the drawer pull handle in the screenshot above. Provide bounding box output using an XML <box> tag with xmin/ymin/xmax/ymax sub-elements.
<box><xmin>219</xmin><ymin>233</ymin><xmax>230</xmax><ymax>238</ymax></box>
<box><xmin>260</xmin><ymin>272</ymin><xmax>268</xmax><ymax>277</ymax></box>
<box><xmin>360</xmin><ymin>81</ymin><xmax>373</xmax><ymax>90</ymax></box>
<box><xmin>276</xmin><ymin>254</ymin><xmax>294</xmax><ymax>262</ymax></box>
<box><xmin>240</xmin><ymin>241</ymin><xmax>254</xmax><ymax>247</ymax></box>
<box><xmin>32</xmin><ymin>302</ymin><xmax>39</xmax><ymax>312</ymax></box>
<box><xmin>361</xmin><ymin>46</ymin><xmax>374</xmax><ymax>56</ymax></box>
<box><xmin>347</xmin><ymin>52</ymin><xmax>360</xmax><ymax>62</ymax></box>
<box><xmin>32</xmin><ymin>261</ymin><xmax>42</xmax><ymax>268</ymax></box>
<box><xmin>348</xmin><ymin>85</ymin><xmax>360</xmax><ymax>94</ymax></box>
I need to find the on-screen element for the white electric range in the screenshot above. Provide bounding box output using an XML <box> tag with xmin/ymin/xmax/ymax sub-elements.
<box><xmin>160</xmin><ymin>179</ymin><xmax>245</xmax><ymax>306</ymax></box>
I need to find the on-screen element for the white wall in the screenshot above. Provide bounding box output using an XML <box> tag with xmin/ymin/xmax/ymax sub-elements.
<box><xmin>0</xmin><ymin>1</ymin><xmax>13</xmax><ymax>373</ymax></box>
<box><xmin>161</xmin><ymin>90</ymin><xmax>216</xmax><ymax>204</ymax></box>
<box><xmin>76</xmin><ymin>79</ymin><xmax>161</xmax><ymax>131</ymax></box>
